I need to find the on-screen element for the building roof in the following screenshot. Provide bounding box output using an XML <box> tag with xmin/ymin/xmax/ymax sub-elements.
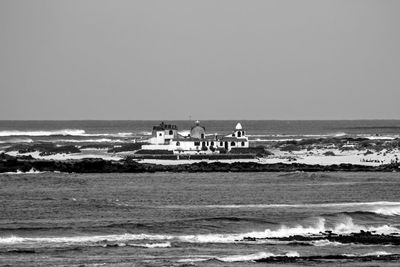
<box><xmin>190</xmin><ymin>125</ymin><xmax>205</xmax><ymax>131</ymax></box>
<box><xmin>190</xmin><ymin>120</ymin><xmax>206</xmax><ymax>131</ymax></box>
<box><xmin>152</xmin><ymin>122</ymin><xmax>178</xmax><ymax>131</ymax></box>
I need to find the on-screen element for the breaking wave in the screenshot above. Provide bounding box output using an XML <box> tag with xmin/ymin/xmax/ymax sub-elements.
<box><xmin>218</xmin><ymin>251</ymin><xmax>299</xmax><ymax>262</ymax></box>
<box><xmin>128</xmin><ymin>242</ymin><xmax>171</xmax><ymax>248</ymax></box>
<box><xmin>3</xmin><ymin>168</ymin><xmax>44</xmax><ymax>175</ymax></box>
<box><xmin>0</xmin><ymin>130</ymin><xmax>86</xmax><ymax>137</ymax></box>
<box><xmin>179</xmin><ymin>251</ymin><xmax>399</xmax><ymax>263</ymax></box>
<box><xmin>0</xmin><ymin>138</ymin><xmax>34</xmax><ymax>144</ymax></box>
<box><xmin>0</xmin><ymin>130</ymin><xmax>133</xmax><ymax>138</ymax></box>
<box><xmin>1</xmin><ymin>216</ymin><xmax>398</xmax><ymax>246</ymax></box>
<box><xmin>178</xmin><ymin>251</ymin><xmax>299</xmax><ymax>263</ymax></box>
<box><xmin>372</xmin><ymin>206</ymin><xmax>400</xmax><ymax>216</ymax></box>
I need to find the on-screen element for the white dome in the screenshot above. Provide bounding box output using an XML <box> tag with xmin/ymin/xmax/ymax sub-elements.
<box><xmin>235</xmin><ymin>122</ymin><xmax>243</xmax><ymax>130</ymax></box>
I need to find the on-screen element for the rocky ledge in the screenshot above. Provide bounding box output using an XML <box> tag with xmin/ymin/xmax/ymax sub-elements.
<box><xmin>0</xmin><ymin>154</ymin><xmax>399</xmax><ymax>173</ymax></box>
<box><xmin>243</xmin><ymin>230</ymin><xmax>400</xmax><ymax>246</ymax></box>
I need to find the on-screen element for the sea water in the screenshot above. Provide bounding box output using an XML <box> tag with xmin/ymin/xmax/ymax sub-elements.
<box><xmin>1</xmin><ymin>172</ymin><xmax>400</xmax><ymax>266</ymax></box>
<box><xmin>0</xmin><ymin>120</ymin><xmax>400</xmax><ymax>266</ymax></box>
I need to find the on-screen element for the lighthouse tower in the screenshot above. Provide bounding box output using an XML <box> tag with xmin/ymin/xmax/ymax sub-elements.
<box><xmin>232</xmin><ymin>122</ymin><xmax>246</xmax><ymax>138</ymax></box>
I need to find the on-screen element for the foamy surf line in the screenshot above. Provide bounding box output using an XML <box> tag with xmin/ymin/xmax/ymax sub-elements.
<box><xmin>2</xmin><ymin>168</ymin><xmax>45</xmax><ymax>175</ymax></box>
<box><xmin>1</xmin><ymin>217</ymin><xmax>398</xmax><ymax>245</ymax></box>
<box><xmin>179</xmin><ymin>251</ymin><xmax>399</xmax><ymax>263</ymax></box>
<box><xmin>0</xmin><ymin>130</ymin><xmax>133</xmax><ymax>137</ymax></box>
<box><xmin>178</xmin><ymin>251</ymin><xmax>299</xmax><ymax>263</ymax></box>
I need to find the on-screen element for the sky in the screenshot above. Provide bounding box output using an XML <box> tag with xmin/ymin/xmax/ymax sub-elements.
<box><xmin>0</xmin><ymin>0</ymin><xmax>399</xmax><ymax>120</ymax></box>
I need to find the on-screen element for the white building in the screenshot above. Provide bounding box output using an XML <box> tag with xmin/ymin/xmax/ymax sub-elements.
<box><xmin>142</xmin><ymin>121</ymin><xmax>249</xmax><ymax>154</ymax></box>
<box><xmin>147</xmin><ymin>122</ymin><xmax>178</xmax><ymax>145</ymax></box>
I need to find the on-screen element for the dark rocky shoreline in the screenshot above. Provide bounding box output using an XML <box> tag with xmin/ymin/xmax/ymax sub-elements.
<box><xmin>0</xmin><ymin>154</ymin><xmax>399</xmax><ymax>173</ymax></box>
<box><xmin>254</xmin><ymin>253</ymin><xmax>400</xmax><ymax>263</ymax></box>
<box><xmin>243</xmin><ymin>230</ymin><xmax>400</xmax><ymax>246</ymax></box>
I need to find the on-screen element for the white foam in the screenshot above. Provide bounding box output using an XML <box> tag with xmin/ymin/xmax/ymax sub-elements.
<box><xmin>363</xmin><ymin>251</ymin><xmax>391</xmax><ymax>256</ymax></box>
<box><xmin>179</xmin><ymin>251</ymin><xmax>394</xmax><ymax>263</ymax></box>
<box><xmin>0</xmin><ymin>138</ymin><xmax>33</xmax><ymax>144</ymax></box>
<box><xmin>217</xmin><ymin>252</ymin><xmax>276</xmax><ymax>262</ymax></box>
<box><xmin>311</xmin><ymin>239</ymin><xmax>344</xmax><ymax>246</ymax></box>
<box><xmin>179</xmin><ymin>251</ymin><xmax>299</xmax><ymax>263</ymax></box>
<box><xmin>0</xmin><ymin>233</ymin><xmax>173</xmax><ymax>245</ymax></box>
<box><xmin>357</xmin><ymin>134</ymin><xmax>398</xmax><ymax>140</ymax></box>
<box><xmin>2</xmin><ymin>168</ymin><xmax>43</xmax><ymax>175</ymax></box>
<box><xmin>128</xmin><ymin>242</ymin><xmax>171</xmax><ymax>248</ymax></box>
<box><xmin>373</xmin><ymin>206</ymin><xmax>400</xmax><ymax>216</ymax></box>
<box><xmin>1</xmin><ymin>217</ymin><xmax>398</xmax><ymax>246</ymax></box>
<box><xmin>0</xmin><ymin>130</ymin><xmax>133</xmax><ymax>138</ymax></box>
<box><xmin>0</xmin><ymin>130</ymin><xmax>86</xmax><ymax>137</ymax></box>
<box><xmin>343</xmin><ymin>251</ymin><xmax>392</xmax><ymax>257</ymax></box>
<box><xmin>178</xmin><ymin>217</ymin><xmax>399</xmax><ymax>242</ymax></box>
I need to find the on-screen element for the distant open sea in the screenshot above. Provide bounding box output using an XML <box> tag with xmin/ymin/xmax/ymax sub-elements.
<box><xmin>1</xmin><ymin>120</ymin><xmax>400</xmax><ymax>266</ymax></box>
<box><xmin>0</xmin><ymin>120</ymin><xmax>399</xmax><ymax>144</ymax></box>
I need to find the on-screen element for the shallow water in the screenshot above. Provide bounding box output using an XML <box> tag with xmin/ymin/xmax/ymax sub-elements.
<box><xmin>1</xmin><ymin>172</ymin><xmax>400</xmax><ymax>266</ymax></box>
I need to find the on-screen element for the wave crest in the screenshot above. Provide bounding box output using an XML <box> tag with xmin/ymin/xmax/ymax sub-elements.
<box><xmin>0</xmin><ymin>130</ymin><xmax>133</xmax><ymax>138</ymax></box>
<box><xmin>1</xmin><ymin>217</ymin><xmax>398</xmax><ymax>246</ymax></box>
<box><xmin>218</xmin><ymin>251</ymin><xmax>299</xmax><ymax>262</ymax></box>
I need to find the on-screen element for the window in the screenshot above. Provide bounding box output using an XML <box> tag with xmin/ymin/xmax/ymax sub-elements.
<box><xmin>220</xmin><ymin>142</ymin><xmax>223</xmax><ymax>146</ymax></box>
<box><xmin>194</xmin><ymin>141</ymin><xmax>200</xmax><ymax>146</ymax></box>
<box><xmin>232</xmin><ymin>133</ymin><xmax>235</xmax><ymax>137</ymax></box>
<box><xmin>241</xmin><ymin>141</ymin><xmax>245</xmax><ymax>146</ymax></box>
<box><xmin>238</xmin><ymin>131</ymin><xmax>241</xmax><ymax>137</ymax></box>
<box><xmin>231</xmin><ymin>141</ymin><xmax>236</xmax><ymax>146</ymax></box>
<box><xmin>159</xmin><ymin>133</ymin><xmax>162</xmax><ymax>136</ymax></box>
<box><xmin>211</xmin><ymin>141</ymin><xmax>214</xmax><ymax>146</ymax></box>
<box><xmin>169</xmin><ymin>130</ymin><xmax>173</xmax><ymax>135</ymax></box>
<box><xmin>201</xmin><ymin>133</ymin><xmax>204</xmax><ymax>139</ymax></box>
<box><xmin>176</xmin><ymin>141</ymin><xmax>180</xmax><ymax>146</ymax></box>
<box><xmin>202</xmin><ymin>141</ymin><xmax>206</xmax><ymax>146</ymax></box>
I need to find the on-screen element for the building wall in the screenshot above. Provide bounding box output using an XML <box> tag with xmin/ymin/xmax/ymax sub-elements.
<box><xmin>149</xmin><ymin>130</ymin><xmax>165</xmax><ymax>145</ymax></box>
<box><xmin>149</xmin><ymin>129</ymin><xmax>178</xmax><ymax>145</ymax></box>
<box><xmin>143</xmin><ymin>139</ymin><xmax>248</xmax><ymax>153</ymax></box>
<box><xmin>146</xmin><ymin>124</ymin><xmax>249</xmax><ymax>152</ymax></box>
<box><xmin>163</xmin><ymin>129</ymin><xmax>177</xmax><ymax>142</ymax></box>
<box><xmin>173</xmin><ymin>140</ymin><xmax>199</xmax><ymax>151</ymax></box>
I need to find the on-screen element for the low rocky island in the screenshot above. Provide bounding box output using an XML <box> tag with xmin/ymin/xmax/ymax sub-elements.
<box><xmin>0</xmin><ymin>153</ymin><xmax>399</xmax><ymax>173</ymax></box>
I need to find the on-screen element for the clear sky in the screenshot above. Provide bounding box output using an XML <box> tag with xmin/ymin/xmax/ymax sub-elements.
<box><xmin>0</xmin><ymin>0</ymin><xmax>399</xmax><ymax>120</ymax></box>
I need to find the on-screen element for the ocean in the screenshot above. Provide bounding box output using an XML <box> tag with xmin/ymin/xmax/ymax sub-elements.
<box><xmin>0</xmin><ymin>120</ymin><xmax>399</xmax><ymax>144</ymax></box>
<box><xmin>0</xmin><ymin>120</ymin><xmax>400</xmax><ymax>266</ymax></box>
<box><xmin>1</xmin><ymin>172</ymin><xmax>400</xmax><ymax>266</ymax></box>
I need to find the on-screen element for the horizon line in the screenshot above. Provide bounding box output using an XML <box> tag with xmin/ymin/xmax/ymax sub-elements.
<box><xmin>0</xmin><ymin>119</ymin><xmax>399</xmax><ymax>121</ymax></box>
